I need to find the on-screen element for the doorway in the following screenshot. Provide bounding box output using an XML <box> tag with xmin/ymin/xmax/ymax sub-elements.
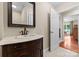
<box><xmin>59</xmin><ymin>15</ymin><xmax>79</xmax><ymax>53</ymax></box>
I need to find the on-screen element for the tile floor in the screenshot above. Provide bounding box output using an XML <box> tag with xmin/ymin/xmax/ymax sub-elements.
<box><xmin>44</xmin><ymin>47</ymin><xmax>79</xmax><ymax>57</ymax></box>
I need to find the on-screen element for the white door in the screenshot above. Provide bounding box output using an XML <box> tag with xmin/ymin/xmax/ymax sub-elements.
<box><xmin>50</xmin><ymin>8</ymin><xmax>59</xmax><ymax>51</ymax></box>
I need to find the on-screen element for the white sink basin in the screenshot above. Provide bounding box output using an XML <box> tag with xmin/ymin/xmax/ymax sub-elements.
<box><xmin>16</xmin><ymin>34</ymin><xmax>36</xmax><ymax>39</ymax></box>
<box><xmin>0</xmin><ymin>34</ymin><xmax>43</xmax><ymax>46</ymax></box>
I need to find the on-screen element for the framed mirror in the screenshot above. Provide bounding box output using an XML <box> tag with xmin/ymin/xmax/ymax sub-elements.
<box><xmin>8</xmin><ymin>2</ymin><xmax>35</xmax><ymax>27</ymax></box>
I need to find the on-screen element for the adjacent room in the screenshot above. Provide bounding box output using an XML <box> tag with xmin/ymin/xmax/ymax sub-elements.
<box><xmin>60</xmin><ymin>15</ymin><xmax>79</xmax><ymax>53</ymax></box>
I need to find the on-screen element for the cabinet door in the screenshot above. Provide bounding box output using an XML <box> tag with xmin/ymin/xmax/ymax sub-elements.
<box><xmin>2</xmin><ymin>45</ymin><xmax>15</xmax><ymax>57</ymax></box>
<box><xmin>13</xmin><ymin>48</ymin><xmax>34</xmax><ymax>57</ymax></box>
<box><xmin>31</xmin><ymin>39</ymin><xmax>43</xmax><ymax>57</ymax></box>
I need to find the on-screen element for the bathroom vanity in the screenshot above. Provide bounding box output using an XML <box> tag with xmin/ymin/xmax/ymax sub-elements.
<box><xmin>0</xmin><ymin>35</ymin><xmax>43</xmax><ymax>57</ymax></box>
<box><xmin>1</xmin><ymin>2</ymin><xmax>43</xmax><ymax>57</ymax></box>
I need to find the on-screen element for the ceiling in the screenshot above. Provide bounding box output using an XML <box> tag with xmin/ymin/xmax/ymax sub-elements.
<box><xmin>51</xmin><ymin>2</ymin><xmax>79</xmax><ymax>13</ymax></box>
<box><xmin>50</xmin><ymin>2</ymin><xmax>64</xmax><ymax>8</ymax></box>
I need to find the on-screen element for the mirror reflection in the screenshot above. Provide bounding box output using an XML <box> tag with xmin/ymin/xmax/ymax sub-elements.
<box><xmin>12</xmin><ymin>2</ymin><xmax>33</xmax><ymax>25</ymax></box>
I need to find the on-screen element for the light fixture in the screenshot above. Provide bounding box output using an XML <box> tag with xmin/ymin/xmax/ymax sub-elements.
<box><xmin>12</xmin><ymin>5</ymin><xmax>16</xmax><ymax>8</ymax></box>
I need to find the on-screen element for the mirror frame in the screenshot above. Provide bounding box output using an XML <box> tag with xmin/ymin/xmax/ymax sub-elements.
<box><xmin>8</xmin><ymin>2</ymin><xmax>35</xmax><ymax>27</ymax></box>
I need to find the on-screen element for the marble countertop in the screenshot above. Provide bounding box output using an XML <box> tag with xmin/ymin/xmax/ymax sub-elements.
<box><xmin>0</xmin><ymin>34</ymin><xmax>43</xmax><ymax>46</ymax></box>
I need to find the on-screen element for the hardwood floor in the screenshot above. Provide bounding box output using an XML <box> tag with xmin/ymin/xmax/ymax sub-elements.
<box><xmin>59</xmin><ymin>35</ymin><xmax>79</xmax><ymax>53</ymax></box>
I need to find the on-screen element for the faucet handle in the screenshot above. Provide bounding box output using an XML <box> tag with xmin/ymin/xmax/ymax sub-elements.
<box><xmin>19</xmin><ymin>30</ymin><xmax>24</xmax><ymax>35</ymax></box>
<box><xmin>25</xmin><ymin>30</ymin><xmax>29</xmax><ymax>35</ymax></box>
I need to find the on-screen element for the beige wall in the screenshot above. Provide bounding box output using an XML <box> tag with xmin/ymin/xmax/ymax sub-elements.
<box><xmin>0</xmin><ymin>3</ymin><xmax>4</xmax><ymax>56</ymax></box>
<box><xmin>0</xmin><ymin>2</ymin><xmax>53</xmax><ymax>50</ymax></box>
<box><xmin>0</xmin><ymin>3</ymin><xmax>4</xmax><ymax>40</ymax></box>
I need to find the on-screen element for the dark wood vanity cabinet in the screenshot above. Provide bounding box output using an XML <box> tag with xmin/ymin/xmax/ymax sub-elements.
<box><xmin>2</xmin><ymin>38</ymin><xmax>43</xmax><ymax>57</ymax></box>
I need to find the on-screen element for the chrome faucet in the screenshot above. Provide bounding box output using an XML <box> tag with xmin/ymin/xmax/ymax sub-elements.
<box><xmin>20</xmin><ymin>27</ymin><xmax>28</xmax><ymax>35</ymax></box>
